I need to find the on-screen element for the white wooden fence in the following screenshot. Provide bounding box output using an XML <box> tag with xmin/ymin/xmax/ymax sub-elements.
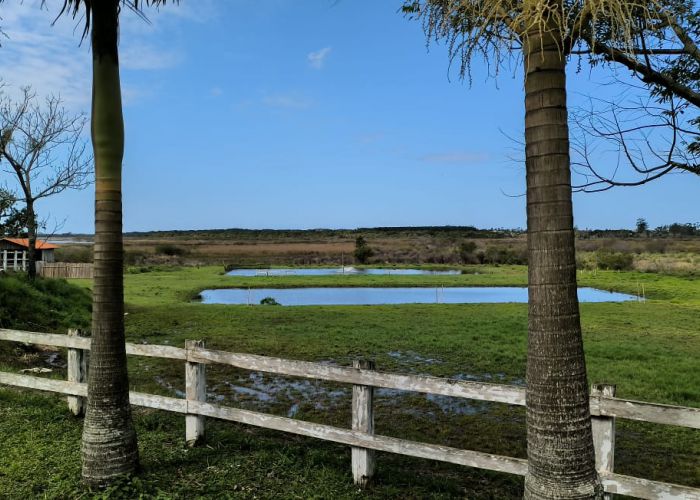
<box><xmin>0</xmin><ymin>328</ymin><xmax>698</xmax><ymax>499</ymax></box>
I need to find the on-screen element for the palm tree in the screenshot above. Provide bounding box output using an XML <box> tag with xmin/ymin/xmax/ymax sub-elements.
<box><xmin>404</xmin><ymin>0</ymin><xmax>653</xmax><ymax>497</ymax></box>
<box><xmin>54</xmin><ymin>0</ymin><xmax>173</xmax><ymax>487</ymax></box>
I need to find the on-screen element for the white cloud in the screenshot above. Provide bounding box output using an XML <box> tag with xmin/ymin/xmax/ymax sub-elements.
<box><xmin>120</xmin><ymin>45</ymin><xmax>183</xmax><ymax>71</ymax></box>
<box><xmin>262</xmin><ymin>93</ymin><xmax>313</xmax><ymax>110</ymax></box>
<box><xmin>420</xmin><ymin>152</ymin><xmax>489</xmax><ymax>165</ymax></box>
<box><xmin>0</xmin><ymin>2</ymin><xmax>91</xmax><ymax>109</ymax></box>
<box><xmin>307</xmin><ymin>47</ymin><xmax>332</xmax><ymax>70</ymax></box>
<box><xmin>0</xmin><ymin>1</ymin><xmax>196</xmax><ymax>111</ymax></box>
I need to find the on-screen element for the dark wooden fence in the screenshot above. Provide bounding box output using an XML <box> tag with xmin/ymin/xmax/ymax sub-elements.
<box><xmin>38</xmin><ymin>263</ymin><xmax>93</xmax><ymax>279</ymax></box>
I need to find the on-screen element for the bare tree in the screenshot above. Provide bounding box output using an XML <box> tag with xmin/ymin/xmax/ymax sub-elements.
<box><xmin>0</xmin><ymin>85</ymin><xmax>92</xmax><ymax>278</ymax></box>
<box><xmin>571</xmin><ymin>84</ymin><xmax>700</xmax><ymax>191</ymax></box>
<box><xmin>570</xmin><ymin>1</ymin><xmax>700</xmax><ymax>190</ymax></box>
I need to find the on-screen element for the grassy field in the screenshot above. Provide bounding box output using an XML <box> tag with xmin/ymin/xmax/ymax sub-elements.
<box><xmin>0</xmin><ymin>265</ymin><xmax>698</xmax><ymax>498</ymax></box>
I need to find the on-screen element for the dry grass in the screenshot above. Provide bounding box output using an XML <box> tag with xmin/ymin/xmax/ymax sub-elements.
<box><xmin>53</xmin><ymin>232</ymin><xmax>699</xmax><ymax>273</ymax></box>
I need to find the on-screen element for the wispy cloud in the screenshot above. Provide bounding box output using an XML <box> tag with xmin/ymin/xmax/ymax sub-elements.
<box><xmin>262</xmin><ymin>93</ymin><xmax>313</xmax><ymax>110</ymax></box>
<box><xmin>120</xmin><ymin>45</ymin><xmax>183</xmax><ymax>71</ymax></box>
<box><xmin>0</xmin><ymin>1</ymin><xmax>197</xmax><ymax>111</ymax></box>
<box><xmin>307</xmin><ymin>47</ymin><xmax>332</xmax><ymax>70</ymax></box>
<box><xmin>420</xmin><ymin>152</ymin><xmax>489</xmax><ymax>165</ymax></box>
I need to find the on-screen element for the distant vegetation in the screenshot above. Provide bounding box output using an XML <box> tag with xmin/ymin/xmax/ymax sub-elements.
<box><xmin>259</xmin><ymin>296</ymin><xmax>280</xmax><ymax>306</ymax></box>
<box><xmin>48</xmin><ymin>223</ymin><xmax>700</xmax><ymax>273</ymax></box>
<box><xmin>353</xmin><ymin>236</ymin><xmax>374</xmax><ymax>264</ymax></box>
<box><xmin>154</xmin><ymin>244</ymin><xmax>187</xmax><ymax>257</ymax></box>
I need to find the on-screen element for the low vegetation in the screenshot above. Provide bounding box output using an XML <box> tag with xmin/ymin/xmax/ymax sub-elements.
<box><xmin>0</xmin><ymin>272</ymin><xmax>90</xmax><ymax>332</ymax></box>
<box><xmin>53</xmin><ymin>226</ymin><xmax>700</xmax><ymax>271</ymax></box>
<box><xmin>0</xmin><ymin>263</ymin><xmax>697</xmax><ymax>497</ymax></box>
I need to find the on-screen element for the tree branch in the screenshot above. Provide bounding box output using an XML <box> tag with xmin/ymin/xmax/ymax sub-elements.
<box><xmin>586</xmin><ymin>38</ymin><xmax>700</xmax><ymax>108</ymax></box>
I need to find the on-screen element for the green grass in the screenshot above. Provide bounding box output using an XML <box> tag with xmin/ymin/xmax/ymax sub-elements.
<box><xmin>1</xmin><ymin>264</ymin><xmax>698</xmax><ymax>497</ymax></box>
<box><xmin>0</xmin><ymin>272</ymin><xmax>91</xmax><ymax>332</ymax></box>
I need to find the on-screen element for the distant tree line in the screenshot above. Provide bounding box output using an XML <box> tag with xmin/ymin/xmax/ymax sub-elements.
<box><xmin>578</xmin><ymin>222</ymin><xmax>699</xmax><ymax>239</ymax></box>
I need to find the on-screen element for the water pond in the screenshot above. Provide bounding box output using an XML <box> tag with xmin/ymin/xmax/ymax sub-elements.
<box><xmin>199</xmin><ymin>286</ymin><xmax>636</xmax><ymax>306</ymax></box>
<box><xmin>226</xmin><ymin>267</ymin><xmax>461</xmax><ymax>277</ymax></box>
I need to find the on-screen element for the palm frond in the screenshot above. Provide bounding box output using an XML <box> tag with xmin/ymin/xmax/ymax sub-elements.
<box><xmin>51</xmin><ymin>1</ymin><xmax>176</xmax><ymax>40</ymax></box>
<box><xmin>404</xmin><ymin>0</ymin><xmax>667</xmax><ymax>78</ymax></box>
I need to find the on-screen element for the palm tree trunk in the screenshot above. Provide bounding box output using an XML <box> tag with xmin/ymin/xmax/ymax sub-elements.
<box><xmin>522</xmin><ymin>20</ymin><xmax>602</xmax><ymax>500</ymax></box>
<box><xmin>81</xmin><ymin>0</ymin><xmax>139</xmax><ymax>487</ymax></box>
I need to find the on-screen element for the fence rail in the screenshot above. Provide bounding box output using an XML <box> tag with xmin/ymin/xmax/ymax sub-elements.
<box><xmin>0</xmin><ymin>328</ymin><xmax>698</xmax><ymax>499</ymax></box>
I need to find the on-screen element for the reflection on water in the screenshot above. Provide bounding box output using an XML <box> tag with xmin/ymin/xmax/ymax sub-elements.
<box><xmin>226</xmin><ymin>267</ymin><xmax>461</xmax><ymax>277</ymax></box>
<box><xmin>199</xmin><ymin>286</ymin><xmax>636</xmax><ymax>306</ymax></box>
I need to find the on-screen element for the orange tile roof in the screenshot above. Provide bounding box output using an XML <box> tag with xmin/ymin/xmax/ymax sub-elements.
<box><xmin>2</xmin><ymin>238</ymin><xmax>60</xmax><ymax>250</ymax></box>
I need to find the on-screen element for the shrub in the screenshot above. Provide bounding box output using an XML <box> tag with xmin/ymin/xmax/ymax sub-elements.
<box><xmin>458</xmin><ymin>241</ymin><xmax>478</xmax><ymax>264</ymax></box>
<box><xmin>354</xmin><ymin>236</ymin><xmax>374</xmax><ymax>264</ymax></box>
<box><xmin>595</xmin><ymin>250</ymin><xmax>634</xmax><ymax>271</ymax></box>
<box><xmin>259</xmin><ymin>297</ymin><xmax>280</xmax><ymax>306</ymax></box>
<box><xmin>155</xmin><ymin>244</ymin><xmax>187</xmax><ymax>257</ymax></box>
<box><xmin>481</xmin><ymin>246</ymin><xmax>527</xmax><ymax>265</ymax></box>
<box><xmin>54</xmin><ymin>246</ymin><xmax>92</xmax><ymax>263</ymax></box>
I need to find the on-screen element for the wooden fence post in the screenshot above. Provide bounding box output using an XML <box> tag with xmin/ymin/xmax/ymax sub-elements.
<box><xmin>66</xmin><ymin>328</ymin><xmax>87</xmax><ymax>416</ymax></box>
<box><xmin>185</xmin><ymin>340</ymin><xmax>206</xmax><ymax>446</ymax></box>
<box><xmin>352</xmin><ymin>359</ymin><xmax>375</xmax><ymax>488</ymax></box>
<box><xmin>591</xmin><ymin>384</ymin><xmax>616</xmax><ymax>499</ymax></box>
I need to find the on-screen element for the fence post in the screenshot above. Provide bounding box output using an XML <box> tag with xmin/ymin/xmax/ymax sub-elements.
<box><xmin>185</xmin><ymin>340</ymin><xmax>206</xmax><ymax>446</ymax></box>
<box><xmin>352</xmin><ymin>359</ymin><xmax>375</xmax><ymax>488</ymax></box>
<box><xmin>591</xmin><ymin>383</ymin><xmax>616</xmax><ymax>499</ymax></box>
<box><xmin>66</xmin><ymin>328</ymin><xmax>87</xmax><ymax>416</ymax></box>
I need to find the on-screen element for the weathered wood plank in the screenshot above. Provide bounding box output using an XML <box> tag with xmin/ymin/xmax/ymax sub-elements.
<box><xmin>593</xmin><ymin>396</ymin><xmax>700</xmax><ymax>429</ymax></box>
<box><xmin>188</xmin><ymin>400</ymin><xmax>528</xmax><ymax>476</ymax></box>
<box><xmin>188</xmin><ymin>347</ymin><xmax>527</xmax><ymax>405</ymax></box>
<box><xmin>128</xmin><ymin>391</ymin><xmax>188</xmax><ymax>413</ymax></box>
<box><xmin>0</xmin><ymin>328</ymin><xmax>90</xmax><ymax>349</ymax></box>
<box><xmin>185</xmin><ymin>340</ymin><xmax>206</xmax><ymax>446</ymax></box>
<box><xmin>0</xmin><ymin>372</ymin><xmax>86</xmax><ymax>396</ymax></box>
<box><xmin>602</xmin><ymin>472</ymin><xmax>700</xmax><ymax>500</ymax></box>
<box><xmin>352</xmin><ymin>359</ymin><xmax>375</xmax><ymax>488</ymax></box>
<box><xmin>39</xmin><ymin>263</ymin><xmax>93</xmax><ymax>279</ymax></box>
<box><xmin>0</xmin><ymin>329</ymin><xmax>187</xmax><ymax>360</ymax></box>
<box><xmin>66</xmin><ymin>329</ymin><xmax>88</xmax><ymax>416</ymax></box>
<box><xmin>3</xmin><ymin>329</ymin><xmax>699</xmax><ymax>431</ymax></box>
<box><xmin>125</xmin><ymin>343</ymin><xmax>187</xmax><ymax>360</ymax></box>
<box><xmin>591</xmin><ymin>384</ymin><xmax>616</xmax><ymax>500</ymax></box>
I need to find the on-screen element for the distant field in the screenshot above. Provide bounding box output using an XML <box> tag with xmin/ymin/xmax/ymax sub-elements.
<box><xmin>52</xmin><ymin>226</ymin><xmax>700</xmax><ymax>273</ymax></box>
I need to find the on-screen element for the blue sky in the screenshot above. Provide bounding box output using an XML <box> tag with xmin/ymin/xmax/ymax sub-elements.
<box><xmin>0</xmin><ymin>0</ymin><xmax>696</xmax><ymax>233</ymax></box>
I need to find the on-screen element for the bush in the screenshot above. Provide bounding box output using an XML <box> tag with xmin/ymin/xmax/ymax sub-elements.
<box><xmin>457</xmin><ymin>241</ymin><xmax>478</xmax><ymax>264</ymax></box>
<box><xmin>595</xmin><ymin>250</ymin><xmax>634</xmax><ymax>271</ymax></box>
<box><xmin>54</xmin><ymin>246</ymin><xmax>92</xmax><ymax>263</ymax></box>
<box><xmin>124</xmin><ymin>249</ymin><xmax>148</xmax><ymax>265</ymax></box>
<box><xmin>354</xmin><ymin>236</ymin><xmax>374</xmax><ymax>264</ymax></box>
<box><xmin>481</xmin><ymin>246</ymin><xmax>527</xmax><ymax>265</ymax></box>
<box><xmin>259</xmin><ymin>297</ymin><xmax>280</xmax><ymax>306</ymax></box>
<box><xmin>155</xmin><ymin>244</ymin><xmax>187</xmax><ymax>257</ymax></box>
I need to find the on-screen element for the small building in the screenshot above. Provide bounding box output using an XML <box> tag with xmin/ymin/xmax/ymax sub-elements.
<box><xmin>0</xmin><ymin>238</ymin><xmax>59</xmax><ymax>271</ymax></box>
